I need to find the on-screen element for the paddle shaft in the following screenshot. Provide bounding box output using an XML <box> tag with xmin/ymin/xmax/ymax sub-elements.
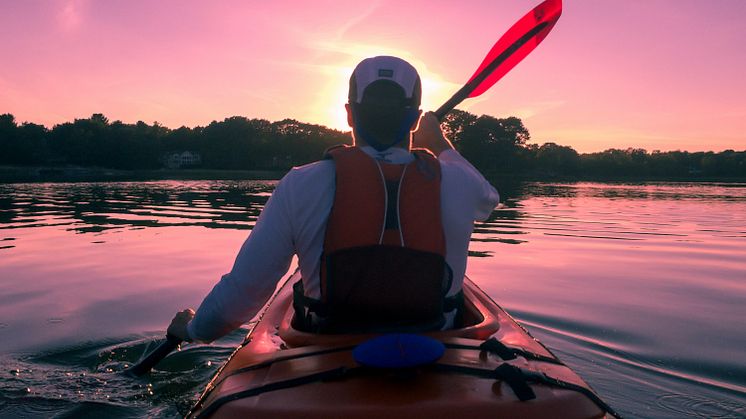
<box><xmin>125</xmin><ymin>334</ymin><xmax>182</xmax><ymax>377</ymax></box>
<box><xmin>434</xmin><ymin>21</ymin><xmax>549</xmax><ymax>122</ymax></box>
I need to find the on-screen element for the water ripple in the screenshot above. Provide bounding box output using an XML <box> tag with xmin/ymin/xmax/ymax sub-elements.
<box><xmin>655</xmin><ymin>393</ymin><xmax>745</xmax><ymax>419</ymax></box>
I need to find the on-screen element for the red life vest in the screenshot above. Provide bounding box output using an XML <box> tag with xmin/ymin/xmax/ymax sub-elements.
<box><xmin>293</xmin><ymin>145</ymin><xmax>455</xmax><ymax>333</ymax></box>
<box><xmin>321</xmin><ymin>145</ymin><xmax>446</xmax><ymax>288</ymax></box>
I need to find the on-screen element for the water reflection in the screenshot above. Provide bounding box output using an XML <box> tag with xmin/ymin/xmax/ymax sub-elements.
<box><xmin>0</xmin><ymin>181</ymin><xmax>275</xmax><ymax>235</ymax></box>
<box><xmin>2</xmin><ymin>180</ymin><xmax>745</xmax><ymax>252</ymax></box>
<box><xmin>469</xmin><ymin>181</ymin><xmax>746</xmax><ymax>250</ymax></box>
<box><xmin>512</xmin><ymin>181</ymin><xmax>746</xmax><ymax>202</ymax></box>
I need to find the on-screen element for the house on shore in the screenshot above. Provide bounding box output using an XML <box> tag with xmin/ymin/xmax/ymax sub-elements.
<box><xmin>163</xmin><ymin>151</ymin><xmax>202</xmax><ymax>169</ymax></box>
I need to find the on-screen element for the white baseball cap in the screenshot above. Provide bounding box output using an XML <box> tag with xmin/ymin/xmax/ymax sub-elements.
<box><xmin>348</xmin><ymin>56</ymin><xmax>422</xmax><ymax>107</ymax></box>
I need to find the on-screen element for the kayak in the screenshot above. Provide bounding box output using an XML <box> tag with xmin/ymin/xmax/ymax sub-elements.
<box><xmin>187</xmin><ymin>271</ymin><xmax>619</xmax><ymax>419</ymax></box>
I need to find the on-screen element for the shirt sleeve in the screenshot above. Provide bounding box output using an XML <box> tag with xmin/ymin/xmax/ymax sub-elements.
<box><xmin>438</xmin><ymin>149</ymin><xmax>500</xmax><ymax>221</ymax></box>
<box><xmin>186</xmin><ymin>175</ymin><xmax>296</xmax><ymax>343</ymax></box>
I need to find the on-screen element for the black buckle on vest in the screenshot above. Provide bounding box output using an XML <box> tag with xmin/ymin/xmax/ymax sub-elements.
<box><xmin>292</xmin><ymin>280</ymin><xmax>329</xmax><ymax>330</ymax></box>
<box><xmin>443</xmin><ymin>290</ymin><xmax>463</xmax><ymax>313</ymax></box>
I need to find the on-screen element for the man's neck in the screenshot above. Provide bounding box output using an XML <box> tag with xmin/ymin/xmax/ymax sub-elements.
<box><xmin>358</xmin><ymin>145</ymin><xmax>414</xmax><ymax>164</ymax></box>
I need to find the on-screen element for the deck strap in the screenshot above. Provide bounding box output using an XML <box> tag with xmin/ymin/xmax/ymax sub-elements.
<box><xmin>495</xmin><ymin>363</ymin><xmax>536</xmax><ymax>400</ymax></box>
<box><xmin>204</xmin><ymin>345</ymin><xmax>357</xmax><ymax>396</ymax></box>
<box><xmin>433</xmin><ymin>363</ymin><xmax>624</xmax><ymax>419</ymax></box>
<box><xmin>193</xmin><ymin>367</ymin><xmax>352</xmax><ymax>419</ymax></box>
<box><xmin>480</xmin><ymin>337</ymin><xmax>520</xmax><ymax>360</ymax></box>
<box><xmin>444</xmin><ymin>338</ymin><xmax>563</xmax><ymax>365</ymax></box>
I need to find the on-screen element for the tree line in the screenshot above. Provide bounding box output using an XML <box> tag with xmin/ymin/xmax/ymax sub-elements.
<box><xmin>1</xmin><ymin>111</ymin><xmax>744</xmax><ymax>179</ymax></box>
<box><xmin>0</xmin><ymin>113</ymin><xmax>349</xmax><ymax>170</ymax></box>
<box><xmin>441</xmin><ymin>110</ymin><xmax>745</xmax><ymax>179</ymax></box>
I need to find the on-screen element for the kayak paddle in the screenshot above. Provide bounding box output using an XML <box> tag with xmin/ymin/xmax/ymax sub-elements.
<box><xmin>125</xmin><ymin>334</ymin><xmax>182</xmax><ymax>377</ymax></box>
<box><xmin>434</xmin><ymin>0</ymin><xmax>562</xmax><ymax>121</ymax></box>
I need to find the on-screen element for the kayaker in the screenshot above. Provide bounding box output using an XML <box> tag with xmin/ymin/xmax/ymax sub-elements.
<box><xmin>168</xmin><ymin>56</ymin><xmax>499</xmax><ymax>342</ymax></box>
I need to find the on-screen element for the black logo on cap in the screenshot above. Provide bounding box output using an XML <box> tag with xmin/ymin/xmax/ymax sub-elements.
<box><xmin>378</xmin><ymin>69</ymin><xmax>394</xmax><ymax>78</ymax></box>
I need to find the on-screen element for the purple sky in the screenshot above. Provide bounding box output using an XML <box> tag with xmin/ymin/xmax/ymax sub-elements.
<box><xmin>1</xmin><ymin>0</ymin><xmax>745</xmax><ymax>152</ymax></box>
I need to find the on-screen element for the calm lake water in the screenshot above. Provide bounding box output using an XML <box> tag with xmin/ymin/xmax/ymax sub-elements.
<box><xmin>0</xmin><ymin>180</ymin><xmax>744</xmax><ymax>418</ymax></box>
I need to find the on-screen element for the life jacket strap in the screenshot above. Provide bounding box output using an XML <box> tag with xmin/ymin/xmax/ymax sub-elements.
<box><xmin>292</xmin><ymin>276</ymin><xmax>463</xmax><ymax>333</ymax></box>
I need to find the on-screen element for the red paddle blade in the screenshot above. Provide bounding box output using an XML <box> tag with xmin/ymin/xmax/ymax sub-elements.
<box><xmin>467</xmin><ymin>0</ymin><xmax>562</xmax><ymax>98</ymax></box>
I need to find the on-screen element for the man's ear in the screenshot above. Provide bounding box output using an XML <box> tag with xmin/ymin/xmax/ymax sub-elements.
<box><xmin>345</xmin><ymin>103</ymin><xmax>354</xmax><ymax>127</ymax></box>
<box><xmin>411</xmin><ymin>110</ymin><xmax>423</xmax><ymax>131</ymax></box>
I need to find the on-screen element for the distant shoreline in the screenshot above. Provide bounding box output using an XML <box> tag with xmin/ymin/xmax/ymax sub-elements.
<box><xmin>482</xmin><ymin>171</ymin><xmax>746</xmax><ymax>185</ymax></box>
<box><xmin>2</xmin><ymin>165</ymin><xmax>744</xmax><ymax>185</ymax></box>
<box><xmin>0</xmin><ymin>165</ymin><xmax>287</xmax><ymax>183</ymax></box>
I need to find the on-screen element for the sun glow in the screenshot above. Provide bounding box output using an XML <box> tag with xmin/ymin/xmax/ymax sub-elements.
<box><xmin>312</xmin><ymin>51</ymin><xmax>463</xmax><ymax>132</ymax></box>
<box><xmin>325</xmin><ymin>65</ymin><xmax>355</xmax><ymax>132</ymax></box>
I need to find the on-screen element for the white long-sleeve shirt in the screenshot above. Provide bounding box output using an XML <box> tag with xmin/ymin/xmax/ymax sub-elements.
<box><xmin>187</xmin><ymin>147</ymin><xmax>499</xmax><ymax>342</ymax></box>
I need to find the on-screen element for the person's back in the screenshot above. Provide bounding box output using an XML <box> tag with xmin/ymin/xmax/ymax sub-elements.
<box><xmin>167</xmin><ymin>56</ymin><xmax>499</xmax><ymax>342</ymax></box>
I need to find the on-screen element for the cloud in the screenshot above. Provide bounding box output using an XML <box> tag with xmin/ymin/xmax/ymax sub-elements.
<box><xmin>332</xmin><ymin>1</ymin><xmax>381</xmax><ymax>41</ymax></box>
<box><xmin>508</xmin><ymin>100</ymin><xmax>567</xmax><ymax>119</ymax></box>
<box><xmin>57</xmin><ymin>0</ymin><xmax>87</xmax><ymax>32</ymax></box>
<box><xmin>310</xmin><ymin>40</ymin><xmax>413</xmax><ymax>63</ymax></box>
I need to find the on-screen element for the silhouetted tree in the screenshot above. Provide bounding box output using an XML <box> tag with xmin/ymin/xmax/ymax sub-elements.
<box><xmin>456</xmin><ymin>115</ymin><xmax>529</xmax><ymax>172</ymax></box>
<box><xmin>535</xmin><ymin>142</ymin><xmax>581</xmax><ymax>175</ymax></box>
<box><xmin>440</xmin><ymin>109</ymin><xmax>478</xmax><ymax>148</ymax></box>
<box><xmin>0</xmin><ymin>114</ymin><xmax>19</xmax><ymax>164</ymax></box>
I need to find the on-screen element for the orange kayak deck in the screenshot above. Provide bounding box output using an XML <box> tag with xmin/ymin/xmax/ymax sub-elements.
<box><xmin>187</xmin><ymin>272</ymin><xmax>615</xmax><ymax>419</ymax></box>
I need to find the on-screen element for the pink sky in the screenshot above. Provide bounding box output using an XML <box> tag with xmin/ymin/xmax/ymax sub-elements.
<box><xmin>1</xmin><ymin>0</ymin><xmax>744</xmax><ymax>152</ymax></box>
